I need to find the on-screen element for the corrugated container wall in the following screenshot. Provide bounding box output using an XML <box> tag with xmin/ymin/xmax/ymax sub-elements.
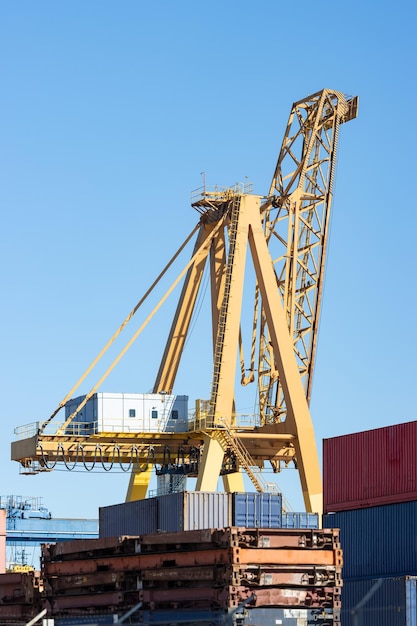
<box><xmin>55</xmin><ymin>617</ymin><xmax>116</xmax><ymax>626</ymax></box>
<box><xmin>323</xmin><ymin>420</ymin><xmax>417</xmax><ymax>513</ymax></box>
<box><xmin>323</xmin><ymin>501</ymin><xmax>417</xmax><ymax>579</ymax></box>
<box><xmin>281</xmin><ymin>512</ymin><xmax>319</xmax><ymax>529</ymax></box>
<box><xmin>99</xmin><ymin>498</ymin><xmax>158</xmax><ymax>538</ymax></box>
<box><xmin>157</xmin><ymin>491</ymin><xmax>231</xmax><ymax>532</ymax></box>
<box><xmin>53</xmin><ymin>608</ymin><xmax>335</xmax><ymax>626</ymax></box>
<box><xmin>340</xmin><ymin>576</ymin><xmax>417</xmax><ymax>626</ymax></box>
<box><xmin>232</xmin><ymin>493</ymin><xmax>282</xmax><ymax>528</ymax></box>
<box><xmin>100</xmin><ymin>492</ymin><xmax>288</xmax><ymax>538</ymax></box>
<box><xmin>137</xmin><ymin>607</ymin><xmax>333</xmax><ymax>625</ymax></box>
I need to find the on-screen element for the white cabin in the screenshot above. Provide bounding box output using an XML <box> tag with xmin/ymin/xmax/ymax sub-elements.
<box><xmin>64</xmin><ymin>392</ymin><xmax>189</xmax><ymax>434</ymax></box>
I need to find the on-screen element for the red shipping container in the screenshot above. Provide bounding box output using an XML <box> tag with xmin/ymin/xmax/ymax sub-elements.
<box><xmin>323</xmin><ymin>420</ymin><xmax>417</xmax><ymax>513</ymax></box>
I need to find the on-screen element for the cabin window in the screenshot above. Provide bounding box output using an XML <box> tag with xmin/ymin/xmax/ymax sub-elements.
<box><xmin>172</xmin><ymin>410</ymin><xmax>179</xmax><ymax>420</ymax></box>
<box><xmin>151</xmin><ymin>410</ymin><xmax>158</xmax><ymax>419</ymax></box>
<box><xmin>129</xmin><ymin>409</ymin><xmax>136</xmax><ymax>418</ymax></box>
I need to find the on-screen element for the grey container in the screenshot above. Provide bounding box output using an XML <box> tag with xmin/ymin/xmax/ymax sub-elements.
<box><xmin>324</xmin><ymin>501</ymin><xmax>417</xmax><ymax>579</ymax></box>
<box><xmin>157</xmin><ymin>491</ymin><xmax>231</xmax><ymax>532</ymax></box>
<box><xmin>232</xmin><ymin>492</ymin><xmax>282</xmax><ymax>528</ymax></box>
<box><xmin>281</xmin><ymin>512</ymin><xmax>319</xmax><ymax>529</ymax></box>
<box><xmin>99</xmin><ymin>497</ymin><xmax>158</xmax><ymax>538</ymax></box>
<box><xmin>340</xmin><ymin>576</ymin><xmax>417</xmax><ymax>626</ymax></box>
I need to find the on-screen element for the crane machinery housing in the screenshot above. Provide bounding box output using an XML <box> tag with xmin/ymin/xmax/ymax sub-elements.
<box><xmin>11</xmin><ymin>88</ymin><xmax>358</xmax><ymax>515</ymax></box>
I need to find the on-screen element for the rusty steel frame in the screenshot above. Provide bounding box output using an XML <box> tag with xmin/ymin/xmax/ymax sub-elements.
<box><xmin>138</xmin><ymin>585</ymin><xmax>341</xmax><ymax>609</ymax></box>
<box><xmin>42</xmin><ymin>547</ymin><xmax>342</xmax><ymax>577</ymax></box>
<box><xmin>41</xmin><ymin>527</ymin><xmax>340</xmax><ymax>564</ymax></box>
<box><xmin>139</xmin><ymin>564</ymin><xmax>341</xmax><ymax>587</ymax></box>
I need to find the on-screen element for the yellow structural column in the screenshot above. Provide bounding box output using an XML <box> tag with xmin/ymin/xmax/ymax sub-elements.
<box><xmin>222</xmin><ymin>471</ymin><xmax>245</xmax><ymax>492</ymax></box>
<box><xmin>195</xmin><ymin>437</ymin><xmax>224</xmax><ymax>491</ymax></box>
<box><xmin>126</xmin><ymin>466</ymin><xmax>153</xmax><ymax>501</ymax></box>
<box><xmin>196</xmin><ymin>196</ymin><xmax>251</xmax><ymax>492</ymax></box>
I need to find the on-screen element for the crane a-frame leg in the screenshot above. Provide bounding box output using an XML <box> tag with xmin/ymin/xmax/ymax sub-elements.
<box><xmin>126</xmin><ymin>466</ymin><xmax>153</xmax><ymax>501</ymax></box>
<box><xmin>194</xmin><ymin>194</ymin><xmax>322</xmax><ymax>512</ymax></box>
<box><xmin>247</xmin><ymin>199</ymin><xmax>322</xmax><ymax>513</ymax></box>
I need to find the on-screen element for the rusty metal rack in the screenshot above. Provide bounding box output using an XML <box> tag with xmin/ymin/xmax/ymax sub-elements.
<box><xmin>37</xmin><ymin>527</ymin><xmax>342</xmax><ymax>622</ymax></box>
<box><xmin>0</xmin><ymin>571</ymin><xmax>43</xmax><ymax>622</ymax></box>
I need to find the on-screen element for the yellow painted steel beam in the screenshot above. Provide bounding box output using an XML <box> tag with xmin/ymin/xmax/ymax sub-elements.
<box><xmin>195</xmin><ymin>436</ymin><xmax>224</xmax><ymax>491</ymax></box>
<box><xmin>11</xmin><ymin>430</ymin><xmax>296</xmax><ymax>468</ymax></box>
<box><xmin>126</xmin><ymin>466</ymin><xmax>153</xmax><ymax>501</ymax></box>
<box><xmin>209</xmin><ymin>228</ymin><xmax>227</xmax><ymax>348</ymax></box>
<box><xmin>196</xmin><ymin>196</ymin><xmax>252</xmax><ymax>489</ymax></box>
<box><xmin>154</xmin><ymin>222</ymin><xmax>216</xmax><ymax>394</ymax></box>
<box><xmin>247</xmin><ymin>196</ymin><xmax>322</xmax><ymax>513</ymax></box>
<box><xmin>209</xmin><ymin>196</ymin><xmax>250</xmax><ymax>427</ymax></box>
<box><xmin>222</xmin><ymin>471</ymin><xmax>245</xmax><ymax>492</ymax></box>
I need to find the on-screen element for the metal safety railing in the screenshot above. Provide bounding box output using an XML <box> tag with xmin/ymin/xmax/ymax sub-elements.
<box><xmin>191</xmin><ymin>181</ymin><xmax>254</xmax><ymax>207</ymax></box>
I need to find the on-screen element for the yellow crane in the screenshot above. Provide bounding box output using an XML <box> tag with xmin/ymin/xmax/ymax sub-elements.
<box><xmin>11</xmin><ymin>89</ymin><xmax>358</xmax><ymax>515</ymax></box>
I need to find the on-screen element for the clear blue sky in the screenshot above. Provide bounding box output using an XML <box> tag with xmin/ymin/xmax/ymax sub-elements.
<box><xmin>1</xmin><ymin>1</ymin><xmax>416</xmax><ymax>526</ymax></box>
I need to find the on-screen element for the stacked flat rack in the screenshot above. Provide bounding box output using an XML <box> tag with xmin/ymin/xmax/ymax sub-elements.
<box><xmin>40</xmin><ymin>527</ymin><xmax>342</xmax><ymax>623</ymax></box>
<box><xmin>0</xmin><ymin>571</ymin><xmax>42</xmax><ymax>622</ymax></box>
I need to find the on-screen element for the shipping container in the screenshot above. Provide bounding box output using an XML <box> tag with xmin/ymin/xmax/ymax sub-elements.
<box><xmin>340</xmin><ymin>576</ymin><xmax>417</xmax><ymax>626</ymax></box>
<box><xmin>232</xmin><ymin>493</ymin><xmax>282</xmax><ymax>528</ymax></box>
<box><xmin>100</xmin><ymin>492</ymin><xmax>233</xmax><ymax>538</ymax></box>
<box><xmin>157</xmin><ymin>491</ymin><xmax>231</xmax><ymax>532</ymax></box>
<box><xmin>281</xmin><ymin>512</ymin><xmax>319</xmax><ymax>529</ymax></box>
<box><xmin>323</xmin><ymin>420</ymin><xmax>417</xmax><ymax>513</ymax></box>
<box><xmin>54</xmin><ymin>607</ymin><xmax>336</xmax><ymax>625</ymax></box>
<box><xmin>324</xmin><ymin>501</ymin><xmax>417</xmax><ymax>579</ymax></box>
<box><xmin>138</xmin><ymin>607</ymin><xmax>335</xmax><ymax>625</ymax></box>
<box><xmin>99</xmin><ymin>497</ymin><xmax>158</xmax><ymax>537</ymax></box>
<box><xmin>55</xmin><ymin>617</ymin><xmax>119</xmax><ymax>626</ymax></box>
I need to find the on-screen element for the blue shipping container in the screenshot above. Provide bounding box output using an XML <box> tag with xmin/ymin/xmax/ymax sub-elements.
<box><xmin>139</xmin><ymin>607</ymin><xmax>335</xmax><ymax>625</ymax></box>
<box><xmin>281</xmin><ymin>512</ymin><xmax>319</xmax><ymax>529</ymax></box>
<box><xmin>99</xmin><ymin>491</ymin><xmax>285</xmax><ymax>538</ymax></box>
<box><xmin>340</xmin><ymin>576</ymin><xmax>417</xmax><ymax>626</ymax></box>
<box><xmin>324</xmin><ymin>501</ymin><xmax>417</xmax><ymax>579</ymax></box>
<box><xmin>55</xmin><ymin>617</ymin><xmax>119</xmax><ymax>625</ymax></box>
<box><xmin>232</xmin><ymin>493</ymin><xmax>282</xmax><ymax>528</ymax></box>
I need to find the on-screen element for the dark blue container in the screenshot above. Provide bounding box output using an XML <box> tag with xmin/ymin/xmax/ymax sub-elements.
<box><xmin>232</xmin><ymin>492</ymin><xmax>282</xmax><ymax>528</ymax></box>
<box><xmin>99</xmin><ymin>497</ymin><xmax>158</xmax><ymax>537</ymax></box>
<box><xmin>324</xmin><ymin>501</ymin><xmax>417</xmax><ymax>579</ymax></box>
<box><xmin>55</xmin><ymin>617</ymin><xmax>118</xmax><ymax>625</ymax></box>
<box><xmin>139</xmin><ymin>607</ymin><xmax>335</xmax><ymax>625</ymax></box>
<box><xmin>340</xmin><ymin>576</ymin><xmax>417</xmax><ymax>626</ymax></box>
<box><xmin>282</xmin><ymin>511</ymin><xmax>319</xmax><ymax>529</ymax></box>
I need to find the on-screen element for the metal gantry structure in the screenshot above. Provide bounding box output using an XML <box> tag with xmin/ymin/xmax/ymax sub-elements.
<box><xmin>11</xmin><ymin>89</ymin><xmax>358</xmax><ymax>514</ymax></box>
<box><xmin>1</xmin><ymin>496</ymin><xmax>98</xmax><ymax>570</ymax></box>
